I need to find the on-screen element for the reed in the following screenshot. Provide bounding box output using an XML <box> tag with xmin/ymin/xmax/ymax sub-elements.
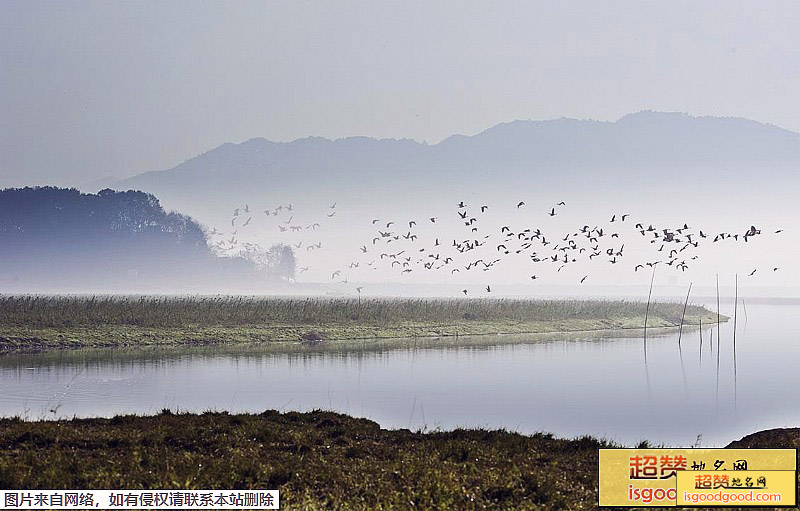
<box><xmin>0</xmin><ymin>295</ymin><xmax>707</xmax><ymax>328</ymax></box>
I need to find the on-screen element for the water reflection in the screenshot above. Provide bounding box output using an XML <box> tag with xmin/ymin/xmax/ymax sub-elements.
<box><xmin>0</xmin><ymin>303</ymin><xmax>797</xmax><ymax>447</ymax></box>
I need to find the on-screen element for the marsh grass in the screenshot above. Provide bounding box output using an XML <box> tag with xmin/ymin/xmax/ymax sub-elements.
<box><xmin>0</xmin><ymin>295</ymin><xmax>724</xmax><ymax>352</ymax></box>
<box><xmin>0</xmin><ymin>410</ymin><xmax>607</xmax><ymax>510</ymax></box>
<box><xmin>0</xmin><ymin>295</ymin><xmax>715</xmax><ymax>327</ymax></box>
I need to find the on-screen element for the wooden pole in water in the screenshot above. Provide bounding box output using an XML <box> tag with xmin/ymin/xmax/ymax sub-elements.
<box><xmin>742</xmin><ymin>298</ymin><xmax>748</xmax><ymax>325</ymax></box>
<box><xmin>643</xmin><ymin>266</ymin><xmax>656</xmax><ymax>363</ymax></box>
<box><xmin>733</xmin><ymin>274</ymin><xmax>738</xmax><ymax>346</ymax></box>
<box><xmin>710</xmin><ymin>325</ymin><xmax>713</xmax><ymax>354</ymax></box>
<box><xmin>699</xmin><ymin>317</ymin><xmax>703</xmax><ymax>364</ymax></box>
<box><xmin>677</xmin><ymin>283</ymin><xmax>691</xmax><ymax>395</ymax></box>
<box><xmin>716</xmin><ymin>274</ymin><xmax>721</xmax><ymax>350</ymax></box>
<box><xmin>715</xmin><ymin>273</ymin><xmax>721</xmax><ymax>412</ymax></box>
<box><xmin>678</xmin><ymin>283</ymin><xmax>692</xmax><ymax>347</ymax></box>
<box><xmin>733</xmin><ymin>273</ymin><xmax>738</xmax><ymax>409</ymax></box>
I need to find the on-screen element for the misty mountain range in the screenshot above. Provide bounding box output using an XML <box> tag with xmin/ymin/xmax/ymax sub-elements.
<box><xmin>112</xmin><ymin>111</ymin><xmax>800</xmax><ymax>219</ymax></box>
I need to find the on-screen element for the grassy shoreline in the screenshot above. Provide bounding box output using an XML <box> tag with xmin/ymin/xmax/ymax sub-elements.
<box><xmin>0</xmin><ymin>296</ymin><xmax>725</xmax><ymax>352</ymax></box>
<box><xmin>0</xmin><ymin>410</ymin><xmax>793</xmax><ymax>510</ymax></box>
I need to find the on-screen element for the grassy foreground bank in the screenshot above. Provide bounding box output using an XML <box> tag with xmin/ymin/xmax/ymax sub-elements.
<box><xmin>0</xmin><ymin>296</ymin><xmax>723</xmax><ymax>352</ymax></box>
<box><xmin>0</xmin><ymin>411</ymin><xmax>795</xmax><ymax>511</ymax></box>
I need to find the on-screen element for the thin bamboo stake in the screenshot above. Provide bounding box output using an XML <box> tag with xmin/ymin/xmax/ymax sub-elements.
<box><xmin>699</xmin><ymin>317</ymin><xmax>703</xmax><ymax>365</ymax></box>
<box><xmin>677</xmin><ymin>283</ymin><xmax>693</xmax><ymax>347</ymax></box>
<box><xmin>733</xmin><ymin>273</ymin><xmax>738</xmax><ymax>410</ymax></box>
<box><xmin>742</xmin><ymin>298</ymin><xmax>748</xmax><ymax>325</ymax></box>
<box><xmin>677</xmin><ymin>283</ymin><xmax>692</xmax><ymax>394</ymax></box>
<box><xmin>643</xmin><ymin>266</ymin><xmax>656</xmax><ymax>363</ymax></box>
<box><xmin>715</xmin><ymin>274</ymin><xmax>721</xmax><ymax>414</ymax></box>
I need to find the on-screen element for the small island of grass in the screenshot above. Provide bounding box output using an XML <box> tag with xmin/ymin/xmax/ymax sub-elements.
<box><xmin>0</xmin><ymin>295</ymin><xmax>724</xmax><ymax>353</ymax></box>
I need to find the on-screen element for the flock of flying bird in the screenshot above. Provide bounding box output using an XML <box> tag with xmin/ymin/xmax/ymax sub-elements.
<box><xmin>207</xmin><ymin>199</ymin><xmax>783</xmax><ymax>294</ymax></box>
<box><xmin>206</xmin><ymin>201</ymin><xmax>338</xmax><ymax>272</ymax></box>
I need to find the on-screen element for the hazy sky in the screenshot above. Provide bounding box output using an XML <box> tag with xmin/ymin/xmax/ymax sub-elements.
<box><xmin>3</xmin><ymin>0</ymin><xmax>800</xmax><ymax>187</ymax></box>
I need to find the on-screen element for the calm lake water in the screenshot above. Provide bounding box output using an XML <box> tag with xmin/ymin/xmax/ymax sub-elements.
<box><xmin>1</xmin><ymin>302</ymin><xmax>797</xmax><ymax>447</ymax></box>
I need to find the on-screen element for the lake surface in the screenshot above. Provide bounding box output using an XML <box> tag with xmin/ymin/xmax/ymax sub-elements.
<box><xmin>1</xmin><ymin>302</ymin><xmax>798</xmax><ymax>447</ymax></box>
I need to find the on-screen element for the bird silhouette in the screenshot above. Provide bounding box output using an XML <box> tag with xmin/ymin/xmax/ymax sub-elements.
<box><xmin>517</xmin><ymin>201</ymin><xmax>525</xmax><ymax>208</ymax></box>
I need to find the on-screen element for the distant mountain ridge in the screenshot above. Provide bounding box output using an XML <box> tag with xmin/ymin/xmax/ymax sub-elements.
<box><xmin>112</xmin><ymin>111</ymin><xmax>800</xmax><ymax>216</ymax></box>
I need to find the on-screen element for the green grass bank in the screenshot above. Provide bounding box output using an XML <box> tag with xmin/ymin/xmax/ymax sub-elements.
<box><xmin>0</xmin><ymin>411</ymin><xmax>794</xmax><ymax>510</ymax></box>
<box><xmin>0</xmin><ymin>295</ymin><xmax>724</xmax><ymax>352</ymax></box>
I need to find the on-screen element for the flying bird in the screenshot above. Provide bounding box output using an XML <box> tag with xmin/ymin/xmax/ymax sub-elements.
<box><xmin>517</xmin><ymin>201</ymin><xmax>525</xmax><ymax>208</ymax></box>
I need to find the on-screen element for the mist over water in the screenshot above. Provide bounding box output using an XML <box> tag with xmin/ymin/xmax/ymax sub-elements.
<box><xmin>0</xmin><ymin>302</ymin><xmax>794</xmax><ymax>446</ymax></box>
